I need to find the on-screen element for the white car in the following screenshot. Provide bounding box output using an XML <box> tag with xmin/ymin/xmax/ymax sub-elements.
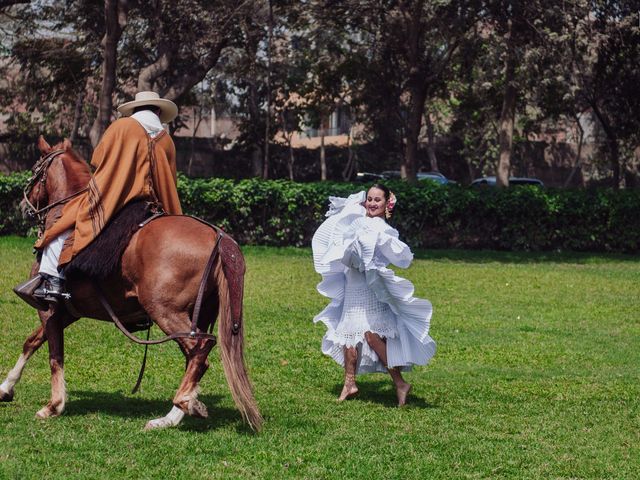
<box><xmin>470</xmin><ymin>176</ymin><xmax>544</xmax><ymax>187</ymax></box>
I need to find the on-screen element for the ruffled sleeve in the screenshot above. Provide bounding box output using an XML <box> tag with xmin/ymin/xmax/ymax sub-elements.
<box><xmin>340</xmin><ymin>216</ymin><xmax>413</xmax><ymax>271</ymax></box>
<box><xmin>312</xmin><ymin>191</ymin><xmax>366</xmax><ymax>275</ymax></box>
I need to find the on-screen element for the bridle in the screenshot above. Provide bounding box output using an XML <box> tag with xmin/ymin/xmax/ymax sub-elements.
<box><xmin>23</xmin><ymin>149</ymin><xmax>88</xmax><ymax>231</ymax></box>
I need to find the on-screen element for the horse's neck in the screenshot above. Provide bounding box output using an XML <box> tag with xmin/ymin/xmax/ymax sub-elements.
<box><xmin>51</xmin><ymin>154</ymin><xmax>91</xmax><ymax>201</ymax></box>
<box><xmin>63</xmin><ymin>155</ymin><xmax>91</xmax><ymax>191</ymax></box>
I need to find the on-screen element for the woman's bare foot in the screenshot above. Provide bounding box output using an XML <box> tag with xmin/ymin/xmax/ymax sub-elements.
<box><xmin>338</xmin><ymin>384</ymin><xmax>359</xmax><ymax>401</ymax></box>
<box><xmin>396</xmin><ymin>382</ymin><xmax>412</xmax><ymax>406</ymax></box>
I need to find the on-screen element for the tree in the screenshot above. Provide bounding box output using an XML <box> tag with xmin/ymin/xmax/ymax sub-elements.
<box><xmin>568</xmin><ymin>1</ymin><xmax>640</xmax><ymax>187</ymax></box>
<box><xmin>476</xmin><ymin>0</ymin><xmax>567</xmax><ymax>187</ymax></box>
<box><xmin>0</xmin><ymin>2</ymin><xmax>102</xmax><ymax>142</ymax></box>
<box><xmin>309</xmin><ymin>0</ymin><xmax>478</xmax><ymax>182</ymax></box>
<box><xmin>1</xmin><ymin>0</ymin><xmax>254</xmax><ymax>146</ymax></box>
<box><xmin>89</xmin><ymin>0</ymin><xmax>128</xmax><ymax>147</ymax></box>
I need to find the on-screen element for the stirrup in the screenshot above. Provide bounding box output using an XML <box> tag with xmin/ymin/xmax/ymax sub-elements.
<box><xmin>38</xmin><ymin>288</ymin><xmax>72</xmax><ymax>301</ymax></box>
<box><xmin>34</xmin><ymin>275</ymin><xmax>71</xmax><ymax>302</ymax></box>
<box><xmin>13</xmin><ymin>275</ymin><xmax>49</xmax><ymax>311</ymax></box>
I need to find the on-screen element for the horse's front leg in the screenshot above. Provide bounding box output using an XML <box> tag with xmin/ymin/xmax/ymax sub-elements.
<box><xmin>0</xmin><ymin>324</ymin><xmax>46</xmax><ymax>401</ymax></box>
<box><xmin>36</xmin><ymin>309</ymin><xmax>71</xmax><ymax>418</ymax></box>
<box><xmin>1</xmin><ymin>315</ymin><xmax>77</xmax><ymax>403</ymax></box>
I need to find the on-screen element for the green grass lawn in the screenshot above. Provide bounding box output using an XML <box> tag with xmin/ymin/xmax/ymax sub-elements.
<box><xmin>0</xmin><ymin>235</ymin><xmax>638</xmax><ymax>479</ymax></box>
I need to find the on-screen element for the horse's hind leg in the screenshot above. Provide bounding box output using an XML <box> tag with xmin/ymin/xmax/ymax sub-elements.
<box><xmin>144</xmin><ymin>338</ymin><xmax>215</xmax><ymax>430</ymax></box>
<box><xmin>172</xmin><ymin>338</ymin><xmax>215</xmax><ymax>417</ymax></box>
<box><xmin>0</xmin><ymin>314</ymin><xmax>77</xmax><ymax>402</ymax></box>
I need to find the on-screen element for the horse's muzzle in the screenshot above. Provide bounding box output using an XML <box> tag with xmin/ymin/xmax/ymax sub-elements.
<box><xmin>19</xmin><ymin>199</ymin><xmax>32</xmax><ymax>219</ymax></box>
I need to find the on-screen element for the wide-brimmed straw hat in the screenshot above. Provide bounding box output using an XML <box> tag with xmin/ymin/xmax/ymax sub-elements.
<box><xmin>117</xmin><ymin>91</ymin><xmax>178</xmax><ymax>123</ymax></box>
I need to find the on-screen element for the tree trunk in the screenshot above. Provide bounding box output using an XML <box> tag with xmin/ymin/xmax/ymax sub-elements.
<box><xmin>243</xmin><ymin>20</ymin><xmax>262</xmax><ymax>178</ymax></box>
<box><xmin>320</xmin><ymin>127</ymin><xmax>327</xmax><ymax>181</ymax></box>
<box><xmin>288</xmin><ymin>141</ymin><xmax>295</xmax><ymax>181</ymax></box>
<box><xmin>281</xmin><ymin>112</ymin><xmax>295</xmax><ymax>181</ymax></box>
<box><xmin>187</xmin><ymin>106</ymin><xmax>203</xmax><ymax>176</ymax></box>
<box><xmin>402</xmin><ymin>84</ymin><xmax>426</xmax><ymax>183</ymax></box>
<box><xmin>89</xmin><ymin>0</ymin><xmax>128</xmax><ymax>147</ymax></box>
<box><xmin>591</xmin><ymin>104</ymin><xmax>620</xmax><ymax>188</ymax></box>
<box><xmin>342</xmin><ymin>126</ymin><xmax>357</xmax><ymax>181</ymax></box>
<box><xmin>497</xmin><ymin>21</ymin><xmax>516</xmax><ymax>188</ymax></box>
<box><xmin>425</xmin><ymin>112</ymin><xmax>438</xmax><ymax>172</ymax></box>
<box><xmin>69</xmin><ymin>90</ymin><xmax>85</xmax><ymax>144</ymax></box>
<box><xmin>248</xmin><ymin>78</ymin><xmax>262</xmax><ymax>177</ymax></box>
<box><xmin>263</xmin><ymin>0</ymin><xmax>274</xmax><ymax>180</ymax></box>
<box><xmin>564</xmin><ymin>114</ymin><xmax>585</xmax><ymax>187</ymax></box>
<box><xmin>251</xmin><ymin>147</ymin><xmax>262</xmax><ymax>178</ymax></box>
<box><xmin>136</xmin><ymin>0</ymin><xmax>169</xmax><ymax>91</ymax></box>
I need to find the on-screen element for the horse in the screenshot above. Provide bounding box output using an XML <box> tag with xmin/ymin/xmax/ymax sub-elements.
<box><xmin>0</xmin><ymin>136</ymin><xmax>263</xmax><ymax>431</ymax></box>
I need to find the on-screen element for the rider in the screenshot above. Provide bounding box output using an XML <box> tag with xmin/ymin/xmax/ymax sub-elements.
<box><xmin>32</xmin><ymin>91</ymin><xmax>183</xmax><ymax>305</ymax></box>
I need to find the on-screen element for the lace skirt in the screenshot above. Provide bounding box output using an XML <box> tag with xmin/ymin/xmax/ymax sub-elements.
<box><xmin>332</xmin><ymin>270</ymin><xmax>398</xmax><ymax>347</ymax></box>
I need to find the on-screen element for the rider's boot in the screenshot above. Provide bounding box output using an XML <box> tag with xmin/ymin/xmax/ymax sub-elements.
<box><xmin>33</xmin><ymin>273</ymin><xmax>68</xmax><ymax>306</ymax></box>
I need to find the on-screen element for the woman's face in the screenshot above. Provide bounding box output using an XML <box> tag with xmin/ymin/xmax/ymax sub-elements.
<box><xmin>365</xmin><ymin>187</ymin><xmax>388</xmax><ymax>218</ymax></box>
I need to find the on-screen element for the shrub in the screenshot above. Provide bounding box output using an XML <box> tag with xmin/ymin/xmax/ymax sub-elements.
<box><xmin>2</xmin><ymin>171</ymin><xmax>639</xmax><ymax>253</ymax></box>
<box><xmin>0</xmin><ymin>171</ymin><xmax>31</xmax><ymax>236</ymax></box>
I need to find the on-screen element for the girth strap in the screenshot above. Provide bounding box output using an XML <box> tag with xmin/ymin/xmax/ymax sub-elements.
<box><xmin>95</xmin><ymin>284</ymin><xmax>217</xmax><ymax>345</ymax></box>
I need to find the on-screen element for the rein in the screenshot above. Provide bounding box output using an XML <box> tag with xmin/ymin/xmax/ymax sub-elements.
<box><xmin>23</xmin><ymin>149</ymin><xmax>88</xmax><ymax>232</ymax></box>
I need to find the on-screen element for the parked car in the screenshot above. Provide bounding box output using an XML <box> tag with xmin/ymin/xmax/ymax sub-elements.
<box><xmin>355</xmin><ymin>172</ymin><xmax>385</xmax><ymax>182</ymax></box>
<box><xmin>381</xmin><ymin>170</ymin><xmax>402</xmax><ymax>180</ymax></box>
<box><xmin>470</xmin><ymin>176</ymin><xmax>544</xmax><ymax>187</ymax></box>
<box><xmin>417</xmin><ymin>171</ymin><xmax>457</xmax><ymax>185</ymax></box>
<box><xmin>381</xmin><ymin>170</ymin><xmax>456</xmax><ymax>185</ymax></box>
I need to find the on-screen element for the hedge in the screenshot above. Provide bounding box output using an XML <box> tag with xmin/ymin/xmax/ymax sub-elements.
<box><xmin>0</xmin><ymin>171</ymin><xmax>32</xmax><ymax>237</ymax></box>
<box><xmin>2</xmin><ymin>172</ymin><xmax>639</xmax><ymax>253</ymax></box>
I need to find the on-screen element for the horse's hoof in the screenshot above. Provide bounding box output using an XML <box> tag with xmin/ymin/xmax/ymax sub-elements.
<box><xmin>35</xmin><ymin>404</ymin><xmax>63</xmax><ymax>419</ymax></box>
<box><xmin>144</xmin><ymin>418</ymin><xmax>173</xmax><ymax>430</ymax></box>
<box><xmin>0</xmin><ymin>387</ymin><xmax>14</xmax><ymax>402</ymax></box>
<box><xmin>187</xmin><ymin>398</ymin><xmax>208</xmax><ymax>419</ymax></box>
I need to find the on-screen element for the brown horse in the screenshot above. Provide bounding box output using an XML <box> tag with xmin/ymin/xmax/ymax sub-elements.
<box><xmin>0</xmin><ymin>137</ymin><xmax>262</xmax><ymax>431</ymax></box>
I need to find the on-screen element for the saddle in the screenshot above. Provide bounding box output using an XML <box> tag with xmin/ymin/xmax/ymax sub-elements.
<box><xmin>65</xmin><ymin>200</ymin><xmax>164</xmax><ymax>280</ymax></box>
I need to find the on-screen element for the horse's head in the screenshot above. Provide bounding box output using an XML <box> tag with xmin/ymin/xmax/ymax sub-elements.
<box><xmin>21</xmin><ymin>136</ymin><xmax>90</xmax><ymax>223</ymax></box>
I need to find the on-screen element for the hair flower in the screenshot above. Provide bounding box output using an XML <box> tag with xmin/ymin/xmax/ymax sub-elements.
<box><xmin>385</xmin><ymin>192</ymin><xmax>396</xmax><ymax>219</ymax></box>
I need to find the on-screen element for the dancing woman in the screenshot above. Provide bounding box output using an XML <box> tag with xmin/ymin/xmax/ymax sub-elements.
<box><xmin>312</xmin><ymin>184</ymin><xmax>436</xmax><ymax>405</ymax></box>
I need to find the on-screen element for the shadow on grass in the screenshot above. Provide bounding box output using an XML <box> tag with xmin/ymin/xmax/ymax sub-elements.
<box><xmin>66</xmin><ymin>390</ymin><xmax>245</xmax><ymax>431</ymax></box>
<box><xmin>330</xmin><ymin>380</ymin><xmax>438</xmax><ymax>409</ymax></box>
<box><xmin>412</xmin><ymin>248</ymin><xmax>640</xmax><ymax>265</ymax></box>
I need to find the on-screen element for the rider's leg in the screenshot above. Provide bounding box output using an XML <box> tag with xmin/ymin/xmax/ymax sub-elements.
<box><xmin>34</xmin><ymin>230</ymin><xmax>71</xmax><ymax>301</ymax></box>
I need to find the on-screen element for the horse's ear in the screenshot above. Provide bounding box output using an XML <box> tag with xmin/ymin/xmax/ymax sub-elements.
<box><xmin>62</xmin><ymin>138</ymin><xmax>73</xmax><ymax>150</ymax></box>
<box><xmin>37</xmin><ymin>136</ymin><xmax>51</xmax><ymax>153</ymax></box>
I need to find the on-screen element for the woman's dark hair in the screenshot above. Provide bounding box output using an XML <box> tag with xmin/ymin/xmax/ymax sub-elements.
<box><xmin>369</xmin><ymin>183</ymin><xmax>390</xmax><ymax>200</ymax></box>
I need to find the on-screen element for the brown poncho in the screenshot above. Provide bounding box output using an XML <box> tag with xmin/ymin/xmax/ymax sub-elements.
<box><xmin>35</xmin><ymin>117</ymin><xmax>182</xmax><ymax>266</ymax></box>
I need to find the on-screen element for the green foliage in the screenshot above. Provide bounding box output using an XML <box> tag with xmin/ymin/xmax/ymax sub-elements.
<box><xmin>0</xmin><ymin>171</ymin><xmax>30</xmax><ymax>236</ymax></box>
<box><xmin>179</xmin><ymin>175</ymin><xmax>355</xmax><ymax>246</ymax></box>
<box><xmin>3</xmin><ymin>172</ymin><xmax>640</xmax><ymax>252</ymax></box>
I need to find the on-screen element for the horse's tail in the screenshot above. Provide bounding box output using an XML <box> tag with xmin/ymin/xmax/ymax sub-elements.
<box><xmin>214</xmin><ymin>236</ymin><xmax>263</xmax><ymax>431</ymax></box>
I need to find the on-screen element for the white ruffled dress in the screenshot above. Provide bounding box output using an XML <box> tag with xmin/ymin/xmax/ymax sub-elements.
<box><xmin>312</xmin><ymin>191</ymin><xmax>436</xmax><ymax>374</ymax></box>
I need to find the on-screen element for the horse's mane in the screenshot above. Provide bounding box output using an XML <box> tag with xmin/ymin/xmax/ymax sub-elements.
<box><xmin>58</xmin><ymin>145</ymin><xmax>92</xmax><ymax>192</ymax></box>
